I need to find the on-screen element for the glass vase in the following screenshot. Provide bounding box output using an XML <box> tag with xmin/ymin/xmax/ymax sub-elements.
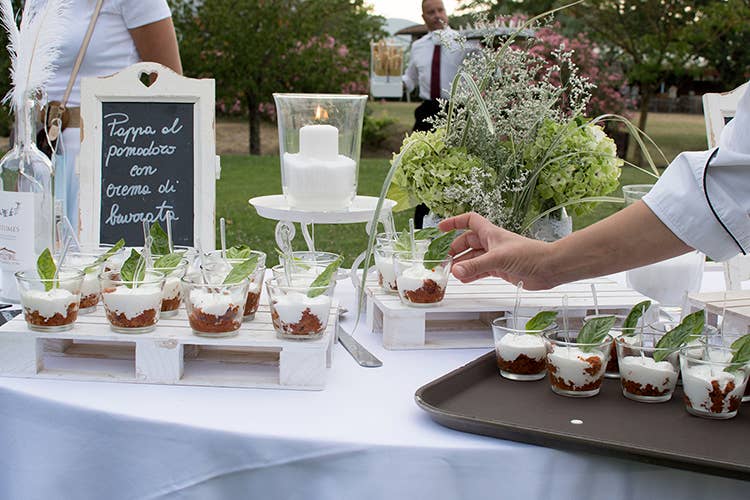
<box><xmin>273</xmin><ymin>93</ymin><xmax>367</xmax><ymax>211</ymax></box>
<box><xmin>529</xmin><ymin>207</ymin><xmax>572</xmax><ymax>242</ymax></box>
<box><xmin>0</xmin><ymin>99</ymin><xmax>55</xmax><ymax>301</ymax></box>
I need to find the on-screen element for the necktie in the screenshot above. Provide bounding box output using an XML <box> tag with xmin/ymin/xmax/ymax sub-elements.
<box><xmin>430</xmin><ymin>44</ymin><xmax>441</xmax><ymax>100</ymax></box>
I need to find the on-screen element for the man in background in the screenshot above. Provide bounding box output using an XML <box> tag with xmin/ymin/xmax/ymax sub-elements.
<box><xmin>402</xmin><ymin>0</ymin><xmax>471</xmax><ymax>226</ymax></box>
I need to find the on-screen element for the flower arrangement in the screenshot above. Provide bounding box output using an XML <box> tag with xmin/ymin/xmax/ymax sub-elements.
<box><xmin>385</xmin><ymin>6</ymin><xmax>658</xmax><ymax>234</ymax></box>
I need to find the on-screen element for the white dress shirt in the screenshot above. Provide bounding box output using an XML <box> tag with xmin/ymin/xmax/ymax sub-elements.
<box><xmin>644</xmin><ymin>81</ymin><xmax>750</xmax><ymax>262</ymax></box>
<box><xmin>402</xmin><ymin>28</ymin><xmax>472</xmax><ymax>101</ymax></box>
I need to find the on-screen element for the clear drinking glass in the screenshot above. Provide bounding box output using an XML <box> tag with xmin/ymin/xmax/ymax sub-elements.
<box><xmin>182</xmin><ymin>273</ymin><xmax>248</xmax><ymax>338</ymax></box>
<box><xmin>99</xmin><ymin>270</ymin><xmax>165</xmax><ymax>334</ymax></box>
<box><xmin>273</xmin><ymin>93</ymin><xmax>367</xmax><ymax>211</ymax></box>
<box><xmin>62</xmin><ymin>251</ymin><xmax>107</xmax><ymax>314</ymax></box>
<box><xmin>616</xmin><ymin>332</ymin><xmax>681</xmax><ymax>403</ymax></box>
<box><xmin>680</xmin><ymin>345</ymin><xmax>750</xmax><ymax>419</ymax></box>
<box><xmin>266</xmin><ymin>277</ymin><xmax>334</xmax><ymax>340</ymax></box>
<box><xmin>203</xmin><ymin>250</ymin><xmax>267</xmax><ymax>320</ymax></box>
<box><xmin>621</xmin><ymin>184</ymin><xmax>654</xmax><ymax>206</ymax></box>
<box><xmin>16</xmin><ymin>268</ymin><xmax>84</xmax><ymax>332</ymax></box>
<box><xmin>393</xmin><ymin>251</ymin><xmax>452</xmax><ymax>307</ymax></box>
<box><xmin>492</xmin><ymin>317</ymin><xmax>554</xmax><ymax>381</ymax></box>
<box><xmin>543</xmin><ymin>330</ymin><xmax>612</xmax><ymax>397</ymax></box>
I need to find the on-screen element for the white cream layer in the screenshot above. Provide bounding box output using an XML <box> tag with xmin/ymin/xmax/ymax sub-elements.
<box><xmin>163</xmin><ymin>276</ymin><xmax>182</xmax><ymax>300</ymax></box>
<box><xmin>22</xmin><ymin>288</ymin><xmax>77</xmax><ymax>318</ymax></box>
<box><xmin>188</xmin><ymin>289</ymin><xmax>237</xmax><ymax>316</ymax></box>
<box><xmin>80</xmin><ymin>272</ymin><xmax>100</xmax><ymax>298</ymax></box>
<box><xmin>496</xmin><ymin>333</ymin><xmax>546</xmax><ymax>361</ymax></box>
<box><xmin>374</xmin><ymin>252</ymin><xmax>397</xmax><ymax>289</ymax></box>
<box><xmin>102</xmin><ymin>286</ymin><xmax>162</xmax><ymax>319</ymax></box>
<box><xmin>274</xmin><ymin>291</ymin><xmax>330</xmax><ymax>325</ymax></box>
<box><xmin>396</xmin><ymin>263</ymin><xmax>448</xmax><ymax>292</ymax></box>
<box><xmin>547</xmin><ymin>347</ymin><xmax>606</xmax><ymax>387</ymax></box>
<box><xmin>620</xmin><ymin>356</ymin><xmax>678</xmax><ymax>391</ymax></box>
<box><xmin>682</xmin><ymin>364</ymin><xmax>746</xmax><ymax>413</ymax></box>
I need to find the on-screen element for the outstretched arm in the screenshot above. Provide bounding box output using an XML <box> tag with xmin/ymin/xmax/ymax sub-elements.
<box><xmin>439</xmin><ymin>201</ymin><xmax>692</xmax><ymax>290</ymax></box>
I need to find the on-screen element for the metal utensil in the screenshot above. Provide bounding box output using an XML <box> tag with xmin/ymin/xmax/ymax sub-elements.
<box><xmin>338</xmin><ymin>324</ymin><xmax>382</xmax><ymax>368</ymax></box>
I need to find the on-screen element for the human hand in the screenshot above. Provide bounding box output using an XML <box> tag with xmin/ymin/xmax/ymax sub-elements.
<box><xmin>438</xmin><ymin>212</ymin><xmax>556</xmax><ymax>290</ymax></box>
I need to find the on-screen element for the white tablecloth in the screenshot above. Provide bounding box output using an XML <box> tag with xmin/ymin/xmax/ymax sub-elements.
<box><xmin>1</xmin><ymin>266</ymin><xmax>747</xmax><ymax>499</ymax></box>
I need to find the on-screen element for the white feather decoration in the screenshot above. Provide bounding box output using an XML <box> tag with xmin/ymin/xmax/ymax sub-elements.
<box><xmin>0</xmin><ymin>0</ymin><xmax>20</xmax><ymax>105</ymax></box>
<box><xmin>5</xmin><ymin>0</ymin><xmax>70</xmax><ymax>111</ymax></box>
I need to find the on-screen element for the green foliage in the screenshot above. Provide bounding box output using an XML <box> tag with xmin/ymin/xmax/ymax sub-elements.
<box><xmin>362</xmin><ymin>107</ymin><xmax>397</xmax><ymax>148</ymax></box>
<box><xmin>308</xmin><ymin>256</ymin><xmax>343</xmax><ymax>297</ymax></box>
<box><xmin>223</xmin><ymin>254</ymin><xmax>259</xmax><ymax>285</ymax></box>
<box><xmin>577</xmin><ymin>315</ymin><xmax>616</xmax><ymax>352</ymax></box>
<box><xmin>171</xmin><ymin>0</ymin><xmax>385</xmax><ymax>154</ymax></box>
<box><xmin>36</xmin><ymin>249</ymin><xmax>56</xmax><ymax>291</ymax></box>
<box><xmin>525</xmin><ymin>311</ymin><xmax>557</xmax><ymax>332</ymax></box>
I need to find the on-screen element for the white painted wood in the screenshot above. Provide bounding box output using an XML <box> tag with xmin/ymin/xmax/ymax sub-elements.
<box><xmin>0</xmin><ymin>302</ymin><xmax>337</xmax><ymax>391</ymax></box>
<box><xmin>703</xmin><ymin>82</ymin><xmax>748</xmax><ymax>149</ymax></box>
<box><xmin>369</xmin><ymin>277</ymin><xmax>655</xmax><ymax>350</ymax></box>
<box><xmin>136</xmin><ymin>339</ymin><xmax>184</xmax><ymax>383</ymax></box>
<box><xmin>78</xmin><ymin>62</ymin><xmax>216</xmax><ymax>249</ymax></box>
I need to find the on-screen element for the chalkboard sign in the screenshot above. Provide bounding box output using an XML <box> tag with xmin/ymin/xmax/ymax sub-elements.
<box><xmin>79</xmin><ymin>63</ymin><xmax>218</xmax><ymax>250</ymax></box>
<box><xmin>99</xmin><ymin>102</ymin><xmax>194</xmax><ymax>245</ymax></box>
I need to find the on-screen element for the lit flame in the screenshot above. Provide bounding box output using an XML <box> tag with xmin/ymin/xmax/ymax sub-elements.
<box><xmin>314</xmin><ymin>105</ymin><xmax>329</xmax><ymax>121</ymax></box>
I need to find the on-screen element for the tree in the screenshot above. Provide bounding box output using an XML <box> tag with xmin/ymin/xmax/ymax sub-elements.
<box><xmin>172</xmin><ymin>0</ymin><xmax>384</xmax><ymax>155</ymax></box>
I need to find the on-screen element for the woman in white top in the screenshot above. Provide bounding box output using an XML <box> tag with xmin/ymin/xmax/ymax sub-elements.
<box><xmin>438</xmin><ymin>83</ymin><xmax>750</xmax><ymax>289</ymax></box>
<box><xmin>47</xmin><ymin>0</ymin><xmax>182</xmax><ymax>232</ymax></box>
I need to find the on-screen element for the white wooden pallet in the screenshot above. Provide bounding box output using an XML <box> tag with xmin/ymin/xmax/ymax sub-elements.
<box><xmin>687</xmin><ymin>290</ymin><xmax>750</xmax><ymax>335</ymax></box>
<box><xmin>366</xmin><ymin>277</ymin><xmax>656</xmax><ymax>350</ymax></box>
<box><xmin>0</xmin><ymin>301</ymin><xmax>338</xmax><ymax>391</ymax></box>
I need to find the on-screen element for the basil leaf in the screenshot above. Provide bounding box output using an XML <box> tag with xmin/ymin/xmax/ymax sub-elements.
<box><xmin>226</xmin><ymin>245</ymin><xmax>253</xmax><ymax>260</ymax></box>
<box><xmin>223</xmin><ymin>255</ymin><xmax>259</xmax><ymax>284</ymax></box>
<box><xmin>423</xmin><ymin>230</ymin><xmax>457</xmax><ymax>269</ymax></box>
<box><xmin>524</xmin><ymin>311</ymin><xmax>557</xmax><ymax>333</ymax></box>
<box><xmin>622</xmin><ymin>300</ymin><xmax>651</xmax><ymax>334</ymax></box>
<box><xmin>153</xmin><ymin>252</ymin><xmax>183</xmax><ymax>274</ymax></box>
<box><xmin>36</xmin><ymin>248</ymin><xmax>56</xmax><ymax>292</ymax></box>
<box><xmin>120</xmin><ymin>249</ymin><xmax>145</xmax><ymax>287</ymax></box>
<box><xmin>307</xmin><ymin>256</ymin><xmax>343</xmax><ymax>298</ymax></box>
<box><xmin>577</xmin><ymin>315</ymin><xmax>616</xmax><ymax>352</ymax></box>
<box><xmin>392</xmin><ymin>231</ymin><xmax>412</xmax><ymax>253</ymax></box>
<box><xmin>731</xmin><ymin>334</ymin><xmax>750</xmax><ymax>353</ymax></box>
<box><xmin>83</xmin><ymin>238</ymin><xmax>125</xmax><ymax>274</ymax></box>
<box><xmin>727</xmin><ymin>335</ymin><xmax>750</xmax><ymax>373</ymax></box>
<box><xmin>150</xmin><ymin>222</ymin><xmax>170</xmax><ymax>256</ymax></box>
<box><xmin>653</xmin><ymin>310</ymin><xmax>705</xmax><ymax>362</ymax></box>
<box><xmin>414</xmin><ymin>227</ymin><xmax>441</xmax><ymax>240</ymax></box>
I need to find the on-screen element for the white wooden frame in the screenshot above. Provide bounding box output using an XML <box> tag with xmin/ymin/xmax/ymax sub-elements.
<box><xmin>79</xmin><ymin>62</ymin><xmax>218</xmax><ymax>249</ymax></box>
<box><xmin>702</xmin><ymin>82</ymin><xmax>748</xmax><ymax>148</ymax></box>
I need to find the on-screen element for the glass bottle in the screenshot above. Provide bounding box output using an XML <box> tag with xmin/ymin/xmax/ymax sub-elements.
<box><xmin>0</xmin><ymin>98</ymin><xmax>55</xmax><ymax>301</ymax></box>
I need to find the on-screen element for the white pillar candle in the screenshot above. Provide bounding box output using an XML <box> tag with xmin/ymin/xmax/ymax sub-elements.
<box><xmin>283</xmin><ymin>123</ymin><xmax>357</xmax><ymax>211</ymax></box>
<box><xmin>299</xmin><ymin>124</ymin><xmax>339</xmax><ymax>161</ymax></box>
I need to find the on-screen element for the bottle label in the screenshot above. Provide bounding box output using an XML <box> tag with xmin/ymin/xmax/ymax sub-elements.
<box><xmin>0</xmin><ymin>191</ymin><xmax>38</xmax><ymax>272</ymax></box>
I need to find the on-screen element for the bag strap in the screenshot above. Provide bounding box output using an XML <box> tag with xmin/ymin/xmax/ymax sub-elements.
<box><xmin>47</xmin><ymin>0</ymin><xmax>103</xmax><ymax>141</ymax></box>
<box><xmin>61</xmin><ymin>0</ymin><xmax>105</xmax><ymax>108</ymax></box>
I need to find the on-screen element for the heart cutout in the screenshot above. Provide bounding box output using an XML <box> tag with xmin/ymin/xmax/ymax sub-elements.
<box><xmin>139</xmin><ymin>71</ymin><xmax>159</xmax><ymax>87</ymax></box>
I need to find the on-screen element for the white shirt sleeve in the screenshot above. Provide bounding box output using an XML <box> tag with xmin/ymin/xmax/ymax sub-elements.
<box><xmin>402</xmin><ymin>56</ymin><xmax>418</xmax><ymax>93</ymax></box>
<box><xmin>643</xmin><ymin>81</ymin><xmax>750</xmax><ymax>262</ymax></box>
<box><xmin>118</xmin><ymin>0</ymin><xmax>172</xmax><ymax>29</ymax></box>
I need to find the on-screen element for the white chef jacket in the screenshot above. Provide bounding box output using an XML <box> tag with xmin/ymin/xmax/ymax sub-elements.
<box><xmin>402</xmin><ymin>28</ymin><xmax>472</xmax><ymax>101</ymax></box>
<box><xmin>644</xmin><ymin>82</ymin><xmax>750</xmax><ymax>262</ymax></box>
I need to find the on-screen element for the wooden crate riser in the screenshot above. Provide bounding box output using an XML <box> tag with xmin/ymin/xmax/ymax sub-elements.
<box><xmin>0</xmin><ymin>303</ymin><xmax>337</xmax><ymax>391</ymax></box>
<box><xmin>367</xmin><ymin>277</ymin><xmax>657</xmax><ymax>350</ymax></box>
<box><xmin>688</xmin><ymin>291</ymin><xmax>750</xmax><ymax>336</ymax></box>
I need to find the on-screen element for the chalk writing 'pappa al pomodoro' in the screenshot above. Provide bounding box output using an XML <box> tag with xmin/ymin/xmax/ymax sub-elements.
<box><xmin>103</xmin><ymin>112</ymin><xmax>184</xmax><ymax>167</ymax></box>
<box><xmin>99</xmin><ymin>101</ymin><xmax>194</xmax><ymax>246</ymax></box>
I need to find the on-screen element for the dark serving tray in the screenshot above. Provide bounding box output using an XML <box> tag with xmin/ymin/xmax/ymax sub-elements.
<box><xmin>415</xmin><ymin>351</ymin><xmax>750</xmax><ymax>480</ymax></box>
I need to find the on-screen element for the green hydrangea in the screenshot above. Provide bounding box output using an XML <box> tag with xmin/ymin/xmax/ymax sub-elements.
<box><xmin>389</xmin><ymin>127</ymin><xmax>487</xmax><ymax>218</ymax></box>
<box><xmin>527</xmin><ymin>118</ymin><xmax>622</xmax><ymax>216</ymax></box>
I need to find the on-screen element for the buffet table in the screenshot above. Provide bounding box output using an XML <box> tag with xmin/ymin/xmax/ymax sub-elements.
<box><xmin>0</xmin><ymin>264</ymin><xmax>747</xmax><ymax>500</ymax></box>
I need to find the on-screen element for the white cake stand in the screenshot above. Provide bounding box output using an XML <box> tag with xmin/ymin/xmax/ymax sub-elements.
<box><xmin>249</xmin><ymin>195</ymin><xmax>396</xmax><ymax>253</ymax></box>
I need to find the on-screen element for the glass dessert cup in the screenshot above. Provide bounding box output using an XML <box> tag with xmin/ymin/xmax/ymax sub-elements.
<box><xmin>62</xmin><ymin>251</ymin><xmax>107</xmax><ymax>314</ymax></box>
<box><xmin>679</xmin><ymin>345</ymin><xmax>750</xmax><ymax>420</ymax></box>
<box><xmin>373</xmin><ymin>239</ymin><xmax>428</xmax><ymax>294</ymax></box>
<box><xmin>616</xmin><ymin>332</ymin><xmax>680</xmax><ymax>403</ymax></box>
<box><xmin>203</xmin><ymin>250</ymin><xmax>267</xmax><ymax>320</ymax></box>
<box><xmin>491</xmin><ymin>317</ymin><xmax>554</xmax><ymax>381</ymax></box>
<box><xmin>150</xmin><ymin>259</ymin><xmax>189</xmax><ymax>318</ymax></box>
<box><xmin>393</xmin><ymin>252</ymin><xmax>451</xmax><ymax>307</ymax></box>
<box><xmin>155</xmin><ymin>245</ymin><xmax>199</xmax><ymax>272</ymax></box>
<box><xmin>16</xmin><ymin>268</ymin><xmax>84</xmax><ymax>332</ymax></box>
<box><xmin>543</xmin><ymin>330</ymin><xmax>612</xmax><ymax>398</ymax></box>
<box><xmin>584</xmin><ymin>314</ymin><xmax>630</xmax><ymax>379</ymax></box>
<box><xmin>99</xmin><ymin>270</ymin><xmax>165</xmax><ymax>334</ymax></box>
<box><xmin>277</xmin><ymin>251</ymin><xmax>340</xmax><ymax>269</ymax></box>
<box><xmin>182</xmin><ymin>273</ymin><xmax>248</xmax><ymax>338</ymax></box>
<box><xmin>265</xmin><ymin>278</ymin><xmax>334</xmax><ymax>340</ymax></box>
<box><xmin>274</xmin><ymin>93</ymin><xmax>367</xmax><ymax>211</ymax></box>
